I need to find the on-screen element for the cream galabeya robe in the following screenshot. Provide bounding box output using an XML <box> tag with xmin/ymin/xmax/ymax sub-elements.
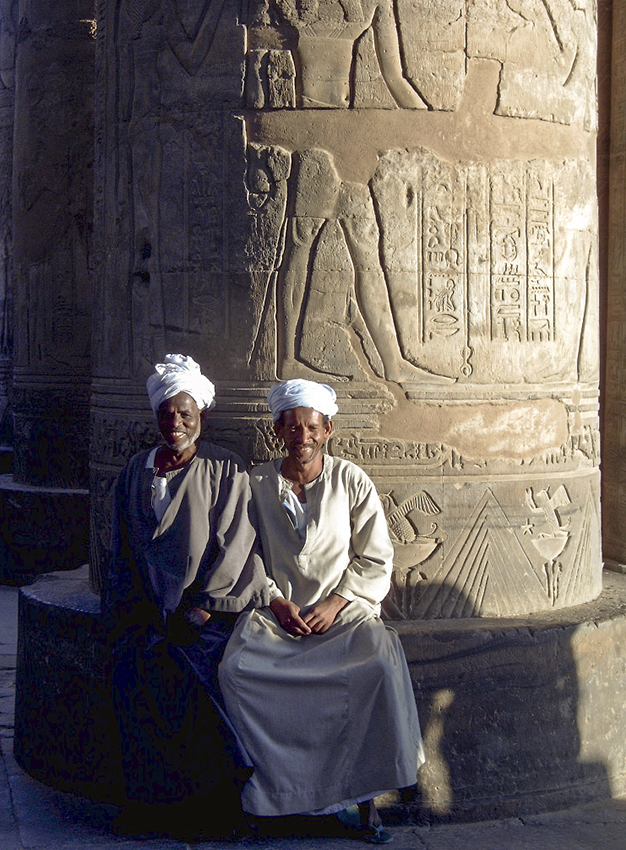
<box><xmin>218</xmin><ymin>455</ymin><xmax>425</xmax><ymax>816</ymax></box>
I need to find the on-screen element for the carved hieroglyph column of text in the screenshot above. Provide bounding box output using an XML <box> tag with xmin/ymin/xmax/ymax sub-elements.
<box><xmin>93</xmin><ymin>0</ymin><xmax>601</xmax><ymax>614</ymax></box>
<box><xmin>11</xmin><ymin>1</ymin><xmax>95</xmax><ymax>486</ymax></box>
<box><xmin>604</xmin><ymin>0</ymin><xmax>626</xmax><ymax>565</ymax></box>
<box><xmin>0</xmin><ymin>0</ymin><xmax>16</xmax><ymax>443</ymax></box>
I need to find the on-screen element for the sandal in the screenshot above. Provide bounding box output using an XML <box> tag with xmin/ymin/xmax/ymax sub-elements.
<box><xmin>362</xmin><ymin>824</ymin><xmax>394</xmax><ymax>844</ymax></box>
<box><xmin>337</xmin><ymin>805</ymin><xmax>394</xmax><ymax>844</ymax></box>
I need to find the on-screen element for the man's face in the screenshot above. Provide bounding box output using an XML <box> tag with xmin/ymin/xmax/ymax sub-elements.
<box><xmin>274</xmin><ymin>407</ymin><xmax>332</xmax><ymax>469</ymax></box>
<box><xmin>157</xmin><ymin>392</ymin><xmax>202</xmax><ymax>452</ymax></box>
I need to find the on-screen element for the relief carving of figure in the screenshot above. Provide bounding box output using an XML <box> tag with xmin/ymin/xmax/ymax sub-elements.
<box><xmin>276</xmin><ymin>148</ymin><xmax>453</xmax><ymax>385</ymax></box>
<box><xmin>248</xmin><ymin>0</ymin><xmax>427</xmax><ymax>109</ymax></box>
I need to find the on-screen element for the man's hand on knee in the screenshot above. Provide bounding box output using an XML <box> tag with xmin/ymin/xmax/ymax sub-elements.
<box><xmin>270</xmin><ymin>597</ymin><xmax>311</xmax><ymax>636</ymax></box>
<box><xmin>302</xmin><ymin>594</ymin><xmax>349</xmax><ymax>634</ymax></box>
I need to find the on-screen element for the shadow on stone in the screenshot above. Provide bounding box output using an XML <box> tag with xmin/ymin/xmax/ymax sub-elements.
<box><xmin>391</xmin><ymin>575</ymin><xmax>623</xmax><ymax>823</ymax></box>
<box><xmin>0</xmin><ymin>477</ymin><xmax>89</xmax><ymax>585</ymax></box>
<box><xmin>13</xmin><ymin>570</ymin><xmax>626</xmax><ymax>825</ymax></box>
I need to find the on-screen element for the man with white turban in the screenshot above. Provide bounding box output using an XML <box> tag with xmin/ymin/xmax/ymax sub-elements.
<box><xmin>219</xmin><ymin>379</ymin><xmax>425</xmax><ymax>843</ymax></box>
<box><xmin>102</xmin><ymin>354</ymin><xmax>269</xmax><ymax>840</ymax></box>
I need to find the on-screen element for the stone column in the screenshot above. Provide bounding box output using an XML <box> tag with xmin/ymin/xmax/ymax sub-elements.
<box><xmin>91</xmin><ymin>0</ymin><xmax>254</xmax><ymax>582</ymax></box>
<box><xmin>93</xmin><ymin>0</ymin><xmax>601</xmax><ymax>615</ymax></box>
<box><xmin>20</xmin><ymin>1</ymin><xmax>625</xmax><ymax>820</ymax></box>
<box><xmin>604</xmin><ymin>0</ymin><xmax>626</xmax><ymax>567</ymax></box>
<box><xmin>0</xmin><ymin>0</ymin><xmax>95</xmax><ymax>580</ymax></box>
<box><xmin>0</xmin><ymin>0</ymin><xmax>16</xmax><ymax>447</ymax></box>
<box><xmin>11</xmin><ymin>0</ymin><xmax>95</xmax><ymax>488</ymax></box>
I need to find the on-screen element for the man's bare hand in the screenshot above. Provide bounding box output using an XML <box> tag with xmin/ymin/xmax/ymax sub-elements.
<box><xmin>302</xmin><ymin>594</ymin><xmax>349</xmax><ymax>634</ymax></box>
<box><xmin>184</xmin><ymin>607</ymin><xmax>211</xmax><ymax>627</ymax></box>
<box><xmin>270</xmin><ymin>597</ymin><xmax>311</xmax><ymax>636</ymax></box>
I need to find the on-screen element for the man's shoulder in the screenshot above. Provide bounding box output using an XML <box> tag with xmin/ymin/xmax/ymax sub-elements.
<box><xmin>325</xmin><ymin>455</ymin><xmax>374</xmax><ymax>488</ymax></box>
<box><xmin>120</xmin><ymin>448</ymin><xmax>152</xmax><ymax>475</ymax></box>
<box><xmin>249</xmin><ymin>459</ymin><xmax>277</xmax><ymax>483</ymax></box>
<box><xmin>195</xmin><ymin>440</ymin><xmax>246</xmax><ymax>471</ymax></box>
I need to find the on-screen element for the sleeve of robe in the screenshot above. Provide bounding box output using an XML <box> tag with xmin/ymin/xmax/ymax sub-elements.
<box><xmin>332</xmin><ymin>462</ymin><xmax>394</xmax><ymax>608</ymax></box>
<box><xmin>101</xmin><ymin>460</ymin><xmax>158</xmax><ymax>644</ymax></box>
<box><xmin>186</xmin><ymin>449</ymin><xmax>271</xmax><ymax>614</ymax></box>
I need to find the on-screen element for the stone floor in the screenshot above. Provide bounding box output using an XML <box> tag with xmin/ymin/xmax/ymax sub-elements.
<box><xmin>1</xmin><ymin>582</ymin><xmax>626</xmax><ymax>850</ymax></box>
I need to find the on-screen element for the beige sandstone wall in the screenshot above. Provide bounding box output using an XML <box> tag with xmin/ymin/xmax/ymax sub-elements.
<box><xmin>92</xmin><ymin>1</ymin><xmax>602</xmax><ymax>615</ymax></box>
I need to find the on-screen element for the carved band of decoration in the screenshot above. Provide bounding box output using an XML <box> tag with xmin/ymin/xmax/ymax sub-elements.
<box><xmin>328</xmin><ymin>425</ymin><xmax>600</xmax><ymax>473</ymax></box>
<box><xmin>384</xmin><ymin>478</ymin><xmax>600</xmax><ymax>620</ymax></box>
<box><xmin>90</xmin><ymin>412</ymin><xmax>274</xmax><ymax>469</ymax></box>
<box><xmin>90</xmin><ymin>416</ymin><xmax>157</xmax><ymax>469</ymax></box>
<box><xmin>328</xmin><ymin>435</ymin><xmax>461</xmax><ymax>469</ymax></box>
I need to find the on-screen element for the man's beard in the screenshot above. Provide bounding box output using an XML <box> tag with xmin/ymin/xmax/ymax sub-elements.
<box><xmin>164</xmin><ymin>421</ymin><xmax>202</xmax><ymax>452</ymax></box>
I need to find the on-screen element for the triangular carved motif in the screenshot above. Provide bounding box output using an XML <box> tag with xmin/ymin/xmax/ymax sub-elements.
<box><xmin>412</xmin><ymin>489</ymin><xmax>546</xmax><ymax>618</ymax></box>
<box><xmin>558</xmin><ymin>485</ymin><xmax>600</xmax><ymax>606</ymax></box>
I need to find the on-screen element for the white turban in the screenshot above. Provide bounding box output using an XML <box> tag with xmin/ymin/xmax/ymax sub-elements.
<box><xmin>146</xmin><ymin>354</ymin><xmax>216</xmax><ymax>415</ymax></box>
<box><xmin>267</xmin><ymin>379</ymin><xmax>338</xmax><ymax>422</ymax></box>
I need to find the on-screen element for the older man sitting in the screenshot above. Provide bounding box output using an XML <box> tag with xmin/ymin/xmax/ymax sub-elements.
<box><xmin>219</xmin><ymin>379</ymin><xmax>425</xmax><ymax>843</ymax></box>
<box><xmin>102</xmin><ymin>354</ymin><xmax>269</xmax><ymax>839</ymax></box>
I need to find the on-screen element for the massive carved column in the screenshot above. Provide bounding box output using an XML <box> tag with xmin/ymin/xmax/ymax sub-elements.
<box><xmin>11</xmin><ymin>0</ymin><xmax>95</xmax><ymax>487</ymax></box>
<box><xmin>19</xmin><ymin>0</ymin><xmax>626</xmax><ymax>820</ymax></box>
<box><xmin>93</xmin><ymin>0</ymin><xmax>601</xmax><ymax>616</ymax></box>
<box><xmin>91</xmin><ymin>0</ymin><xmax>256</xmax><ymax>578</ymax></box>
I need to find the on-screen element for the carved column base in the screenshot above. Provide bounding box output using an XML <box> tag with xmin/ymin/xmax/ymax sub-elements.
<box><xmin>14</xmin><ymin>570</ymin><xmax>626</xmax><ymax>821</ymax></box>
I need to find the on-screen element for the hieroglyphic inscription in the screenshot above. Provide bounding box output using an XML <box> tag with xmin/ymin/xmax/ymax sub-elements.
<box><xmin>490</xmin><ymin>167</ymin><xmax>555</xmax><ymax>343</ymax></box>
<box><xmin>422</xmin><ymin>162</ymin><xmax>466</xmax><ymax>345</ymax></box>
<box><xmin>328</xmin><ymin>434</ymin><xmax>463</xmax><ymax>470</ymax></box>
<box><xmin>372</xmin><ymin>153</ymin><xmax>565</xmax><ymax>381</ymax></box>
<box><xmin>243</xmin><ymin>148</ymin><xmax>587</xmax><ymax>386</ymax></box>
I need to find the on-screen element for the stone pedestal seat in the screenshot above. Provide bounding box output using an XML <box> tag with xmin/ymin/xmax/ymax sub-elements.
<box><xmin>0</xmin><ymin>476</ymin><xmax>88</xmax><ymax>584</ymax></box>
<box><xmin>13</xmin><ymin>568</ymin><xmax>626</xmax><ymax>822</ymax></box>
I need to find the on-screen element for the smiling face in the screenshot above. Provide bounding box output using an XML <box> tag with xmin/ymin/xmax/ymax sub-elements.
<box><xmin>274</xmin><ymin>407</ymin><xmax>333</xmax><ymax>480</ymax></box>
<box><xmin>157</xmin><ymin>392</ymin><xmax>203</xmax><ymax>453</ymax></box>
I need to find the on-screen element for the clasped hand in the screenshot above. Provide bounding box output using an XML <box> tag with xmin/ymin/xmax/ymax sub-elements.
<box><xmin>270</xmin><ymin>594</ymin><xmax>348</xmax><ymax>636</ymax></box>
<box><xmin>184</xmin><ymin>607</ymin><xmax>212</xmax><ymax>627</ymax></box>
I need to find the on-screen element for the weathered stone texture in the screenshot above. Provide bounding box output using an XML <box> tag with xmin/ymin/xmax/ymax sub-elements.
<box><xmin>397</xmin><ymin>570</ymin><xmax>626</xmax><ymax>820</ymax></box>
<box><xmin>11</xmin><ymin>1</ymin><xmax>95</xmax><ymax>487</ymax></box>
<box><xmin>92</xmin><ymin>0</ymin><xmax>601</xmax><ymax>615</ymax></box>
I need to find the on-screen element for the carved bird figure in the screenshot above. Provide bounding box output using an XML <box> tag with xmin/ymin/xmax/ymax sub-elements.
<box><xmin>382</xmin><ymin>490</ymin><xmax>441</xmax><ymax>544</ymax></box>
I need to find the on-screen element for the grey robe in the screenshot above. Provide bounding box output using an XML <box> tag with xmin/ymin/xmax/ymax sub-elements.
<box><xmin>102</xmin><ymin>441</ymin><xmax>269</xmax><ymax>819</ymax></box>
